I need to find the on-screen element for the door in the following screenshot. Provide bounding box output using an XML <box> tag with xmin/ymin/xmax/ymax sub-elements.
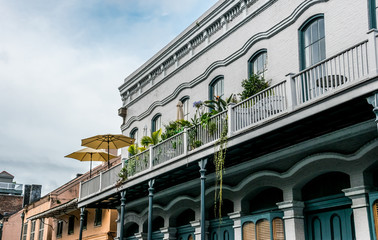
<box><xmin>306</xmin><ymin>208</ymin><xmax>355</xmax><ymax>240</ymax></box>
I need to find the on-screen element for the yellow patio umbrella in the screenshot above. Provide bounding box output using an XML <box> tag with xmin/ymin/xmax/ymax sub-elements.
<box><xmin>65</xmin><ymin>148</ymin><xmax>117</xmax><ymax>177</ymax></box>
<box><xmin>81</xmin><ymin>134</ymin><xmax>135</xmax><ymax>168</ymax></box>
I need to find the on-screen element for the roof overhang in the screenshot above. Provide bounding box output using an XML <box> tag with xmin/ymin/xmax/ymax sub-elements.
<box><xmin>27</xmin><ymin>199</ymin><xmax>78</xmax><ymax>221</ymax></box>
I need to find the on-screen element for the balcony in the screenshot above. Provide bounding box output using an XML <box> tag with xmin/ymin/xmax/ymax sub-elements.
<box><xmin>79</xmin><ymin>31</ymin><xmax>378</xmax><ymax>204</ymax></box>
<box><xmin>0</xmin><ymin>182</ymin><xmax>23</xmax><ymax>195</ymax></box>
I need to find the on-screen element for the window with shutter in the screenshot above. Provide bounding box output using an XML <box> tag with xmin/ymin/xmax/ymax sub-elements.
<box><xmin>256</xmin><ymin>219</ymin><xmax>269</xmax><ymax>240</ymax></box>
<box><xmin>273</xmin><ymin>218</ymin><xmax>285</xmax><ymax>240</ymax></box>
<box><xmin>242</xmin><ymin>222</ymin><xmax>256</xmax><ymax>240</ymax></box>
<box><xmin>373</xmin><ymin>201</ymin><xmax>378</xmax><ymax>239</ymax></box>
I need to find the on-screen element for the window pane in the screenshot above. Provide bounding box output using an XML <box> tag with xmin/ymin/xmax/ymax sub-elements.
<box><xmin>319</xmin><ymin>38</ymin><xmax>326</xmax><ymax>61</ymax></box>
<box><xmin>311</xmin><ymin>42</ymin><xmax>320</xmax><ymax>65</ymax></box>
<box><xmin>305</xmin><ymin>47</ymin><xmax>311</xmax><ymax>68</ymax></box>
<box><xmin>318</xmin><ymin>18</ymin><xmax>325</xmax><ymax>38</ymax></box>
<box><xmin>311</xmin><ymin>23</ymin><xmax>318</xmax><ymax>43</ymax></box>
<box><xmin>304</xmin><ymin>28</ymin><xmax>311</xmax><ymax>47</ymax></box>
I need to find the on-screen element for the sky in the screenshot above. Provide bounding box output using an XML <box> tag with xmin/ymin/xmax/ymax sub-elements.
<box><xmin>0</xmin><ymin>0</ymin><xmax>218</xmax><ymax>195</ymax></box>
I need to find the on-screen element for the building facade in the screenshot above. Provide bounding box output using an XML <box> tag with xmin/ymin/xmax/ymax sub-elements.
<box><xmin>78</xmin><ymin>0</ymin><xmax>378</xmax><ymax>240</ymax></box>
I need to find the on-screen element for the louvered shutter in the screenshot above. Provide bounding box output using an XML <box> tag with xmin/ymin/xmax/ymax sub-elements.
<box><xmin>273</xmin><ymin>218</ymin><xmax>285</xmax><ymax>240</ymax></box>
<box><xmin>242</xmin><ymin>222</ymin><xmax>256</xmax><ymax>240</ymax></box>
<box><xmin>188</xmin><ymin>234</ymin><xmax>194</xmax><ymax>240</ymax></box>
<box><xmin>374</xmin><ymin>202</ymin><xmax>378</xmax><ymax>239</ymax></box>
<box><xmin>256</xmin><ymin>219</ymin><xmax>270</xmax><ymax>240</ymax></box>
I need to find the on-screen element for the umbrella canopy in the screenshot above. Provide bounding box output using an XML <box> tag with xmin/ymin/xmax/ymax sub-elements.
<box><xmin>65</xmin><ymin>148</ymin><xmax>117</xmax><ymax>177</ymax></box>
<box><xmin>81</xmin><ymin>134</ymin><xmax>134</xmax><ymax>149</ymax></box>
<box><xmin>81</xmin><ymin>134</ymin><xmax>135</xmax><ymax>168</ymax></box>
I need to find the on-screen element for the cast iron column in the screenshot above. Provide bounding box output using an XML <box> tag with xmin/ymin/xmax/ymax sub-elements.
<box><xmin>199</xmin><ymin>159</ymin><xmax>207</xmax><ymax>240</ymax></box>
<box><xmin>148</xmin><ymin>179</ymin><xmax>155</xmax><ymax>240</ymax></box>
<box><xmin>119</xmin><ymin>190</ymin><xmax>126</xmax><ymax>240</ymax></box>
<box><xmin>79</xmin><ymin>207</ymin><xmax>85</xmax><ymax>240</ymax></box>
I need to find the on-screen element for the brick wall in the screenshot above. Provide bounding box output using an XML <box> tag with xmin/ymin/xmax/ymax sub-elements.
<box><xmin>0</xmin><ymin>194</ymin><xmax>23</xmax><ymax>216</ymax></box>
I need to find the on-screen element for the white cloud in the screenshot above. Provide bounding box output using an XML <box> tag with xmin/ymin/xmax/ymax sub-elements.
<box><xmin>0</xmin><ymin>0</ymin><xmax>217</xmax><ymax>195</ymax></box>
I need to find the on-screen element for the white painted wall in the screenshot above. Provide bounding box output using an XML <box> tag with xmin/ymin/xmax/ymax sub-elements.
<box><xmin>120</xmin><ymin>0</ymin><xmax>370</xmax><ymax>151</ymax></box>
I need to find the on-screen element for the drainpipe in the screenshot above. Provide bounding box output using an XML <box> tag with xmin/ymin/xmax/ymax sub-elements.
<box><xmin>19</xmin><ymin>212</ymin><xmax>24</xmax><ymax>240</ymax></box>
<box><xmin>199</xmin><ymin>159</ymin><xmax>207</xmax><ymax>240</ymax></box>
<box><xmin>147</xmin><ymin>179</ymin><xmax>155</xmax><ymax>240</ymax></box>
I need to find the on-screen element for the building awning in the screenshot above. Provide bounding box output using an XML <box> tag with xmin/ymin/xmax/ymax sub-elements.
<box><xmin>27</xmin><ymin>199</ymin><xmax>78</xmax><ymax>221</ymax></box>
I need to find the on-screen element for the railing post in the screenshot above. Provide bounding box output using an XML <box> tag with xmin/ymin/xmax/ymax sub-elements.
<box><xmin>149</xmin><ymin>145</ymin><xmax>154</xmax><ymax>169</ymax></box>
<box><xmin>78</xmin><ymin>182</ymin><xmax>82</xmax><ymax>200</ymax></box>
<box><xmin>183</xmin><ymin>128</ymin><xmax>188</xmax><ymax>155</ymax></box>
<box><xmin>367</xmin><ymin>29</ymin><xmax>378</xmax><ymax>77</ymax></box>
<box><xmin>121</xmin><ymin>158</ymin><xmax>126</xmax><ymax>168</ymax></box>
<box><xmin>99</xmin><ymin>172</ymin><xmax>103</xmax><ymax>192</ymax></box>
<box><xmin>227</xmin><ymin>103</ymin><xmax>235</xmax><ymax>137</ymax></box>
<box><xmin>285</xmin><ymin>73</ymin><xmax>297</xmax><ymax>111</ymax></box>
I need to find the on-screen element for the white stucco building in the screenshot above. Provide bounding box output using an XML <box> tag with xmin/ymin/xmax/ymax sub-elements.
<box><xmin>78</xmin><ymin>0</ymin><xmax>378</xmax><ymax>239</ymax></box>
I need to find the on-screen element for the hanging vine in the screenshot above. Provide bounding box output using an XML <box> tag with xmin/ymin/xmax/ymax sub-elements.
<box><xmin>213</xmin><ymin>116</ymin><xmax>228</xmax><ymax>219</ymax></box>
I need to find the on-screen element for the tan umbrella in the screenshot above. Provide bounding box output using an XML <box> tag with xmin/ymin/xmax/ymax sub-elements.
<box><xmin>65</xmin><ymin>148</ymin><xmax>117</xmax><ymax>177</ymax></box>
<box><xmin>177</xmin><ymin>101</ymin><xmax>184</xmax><ymax>120</ymax></box>
<box><xmin>81</xmin><ymin>134</ymin><xmax>135</xmax><ymax>168</ymax></box>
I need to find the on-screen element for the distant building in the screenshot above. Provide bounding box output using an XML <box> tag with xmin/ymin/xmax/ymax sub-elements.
<box><xmin>2</xmin><ymin>156</ymin><xmax>121</xmax><ymax>240</ymax></box>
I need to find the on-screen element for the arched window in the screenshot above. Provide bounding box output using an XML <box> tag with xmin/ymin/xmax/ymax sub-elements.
<box><xmin>209</xmin><ymin>76</ymin><xmax>224</xmax><ymax>101</ymax></box>
<box><xmin>272</xmin><ymin>218</ymin><xmax>285</xmax><ymax>240</ymax></box>
<box><xmin>256</xmin><ymin>219</ymin><xmax>269</xmax><ymax>240</ymax></box>
<box><xmin>151</xmin><ymin>114</ymin><xmax>162</xmax><ymax>133</ymax></box>
<box><xmin>130</xmin><ymin>127</ymin><xmax>139</xmax><ymax>146</ymax></box>
<box><xmin>242</xmin><ymin>222</ymin><xmax>256</xmax><ymax>240</ymax></box>
<box><xmin>248</xmin><ymin>49</ymin><xmax>267</xmax><ymax>77</ymax></box>
<box><xmin>180</xmin><ymin>96</ymin><xmax>190</xmax><ymax>121</ymax></box>
<box><xmin>299</xmin><ymin>15</ymin><xmax>325</xmax><ymax>70</ymax></box>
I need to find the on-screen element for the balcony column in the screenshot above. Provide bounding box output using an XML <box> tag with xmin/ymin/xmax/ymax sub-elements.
<box><xmin>135</xmin><ymin>233</ymin><xmax>147</xmax><ymax>240</ymax></box>
<box><xmin>198</xmin><ymin>159</ymin><xmax>208</xmax><ymax>240</ymax></box>
<box><xmin>277</xmin><ymin>201</ymin><xmax>305</xmax><ymax>240</ymax></box>
<box><xmin>343</xmin><ymin>186</ymin><xmax>371</xmax><ymax>240</ymax></box>
<box><xmin>228</xmin><ymin>212</ymin><xmax>243</xmax><ymax>239</ymax></box>
<box><xmin>191</xmin><ymin>220</ymin><xmax>209</xmax><ymax>240</ymax></box>
<box><xmin>148</xmin><ymin>179</ymin><xmax>155</xmax><ymax>240</ymax></box>
<box><xmin>367</xmin><ymin>92</ymin><xmax>378</xmax><ymax>131</ymax></box>
<box><xmin>160</xmin><ymin>227</ymin><xmax>177</xmax><ymax>240</ymax></box>
<box><xmin>367</xmin><ymin>29</ymin><xmax>378</xmax><ymax>77</ymax></box>
<box><xmin>119</xmin><ymin>190</ymin><xmax>126</xmax><ymax>240</ymax></box>
<box><xmin>227</xmin><ymin>103</ymin><xmax>236</xmax><ymax>137</ymax></box>
<box><xmin>79</xmin><ymin>207</ymin><xmax>85</xmax><ymax>240</ymax></box>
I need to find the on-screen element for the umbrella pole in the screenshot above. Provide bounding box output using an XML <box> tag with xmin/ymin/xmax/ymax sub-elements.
<box><xmin>90</xmin><ymin>153</ymin><xmax>92</xmax><ymax>178</ymax></box>
<box><xmin>107</xmin><ymin>141</ymin><xmax>110</xmax><ymax>169</ymax></box>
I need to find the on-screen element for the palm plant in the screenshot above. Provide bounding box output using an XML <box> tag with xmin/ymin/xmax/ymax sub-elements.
<box><xmin>141</xmin><ymin>129</ymin><xmax>162</xmax><ymax>147</ymax></box>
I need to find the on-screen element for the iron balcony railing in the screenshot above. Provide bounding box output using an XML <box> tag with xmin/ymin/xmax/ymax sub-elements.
<box><xmin>79</xmin><ymin>32</ymin><xmax>378</xmax><ymax>201</ymax></box>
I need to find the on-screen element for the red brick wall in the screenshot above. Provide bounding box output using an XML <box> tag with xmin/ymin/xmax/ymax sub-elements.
<box><xmin>0</xmin><ymin>194</ymin><xmax>23</xmax><ymax>216</ymax></box>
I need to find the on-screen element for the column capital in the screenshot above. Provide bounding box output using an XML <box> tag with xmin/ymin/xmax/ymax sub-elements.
<box><xmin>343</xmin><ymin>186</ymin><xmax>372</xmax><ymax>209</ymax></box>
<box><xmin>277</xmin><ymin>201</ymin><xmax>305</xmax><ymax>220</ymax></box>
<box><xmin>228</xmin><ymin>211</ymin><xmax>244</xmax><ymax>220</ymax></box>
<box><xmin>160</xmin><ymin>227</ymin><xmax>177</xmax><ymax>240</ymax></box>
<box><xmin>135</xmin><ymin>232</ymin><xmax>148</xmax><ymax>240</ymax></box>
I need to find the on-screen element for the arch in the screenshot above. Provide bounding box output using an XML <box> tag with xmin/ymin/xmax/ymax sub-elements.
<box><xmin>209</xmin><ymin>75</ymin><xmax>224</xmax><ymax>101</ymax></box>
<box><xmin>248</xmin><ymin>48</ymin><xmax>267</xmax><ymax>77</ymax></box>
<box><xmin>207</xmin><ymin>199</ymin><xmax>234</xmax><ymax>220</ymax></box>
<box><xmin>174</xmin><ymin>209</ymin><xmax>195</xmax><ymax>227</ymax></box>
<box><xmin>298</xmin><ymin>14</ymin><xmax>325</xmax><ymax>70</ymax></box>
<box><xmin>125</xmin><ymin>222</ymin><xmax>139</xmax><ymax>238</ymax></box>
<box><xmin>301</xmin><ymin>172</ymin><xmax>350</xmax><ymax>201</ymax></box>
<box><xmin>241</xmin><ymin>187</ymin><xmax>283</xmax><ymax>213</ymax></box>
<box><xmin>152</xmin><ymin>216</ymin><xmax>164</xmax><ymax>232</ymax></box>
<box><xmin>130</xmin><ymin>127</ymin><xmax>139</xmax><ymax>148</ymax></box>
<box><xmin>151</xmin><ymin>113</ymin><xmax>162</xmax><ymax>133</ymax></box>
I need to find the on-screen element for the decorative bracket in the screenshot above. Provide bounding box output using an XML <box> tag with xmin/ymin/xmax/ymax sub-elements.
<box><xmin>367</xmin><ymin>92</ymin><xmax>378</xmax><ymax>131</ymax></box>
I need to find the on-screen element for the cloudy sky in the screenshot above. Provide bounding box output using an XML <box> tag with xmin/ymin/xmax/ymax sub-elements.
<box><xmin>0</xmin><ymin>0</ymin><xmax>218</xmax><ymax>195</ymax></box>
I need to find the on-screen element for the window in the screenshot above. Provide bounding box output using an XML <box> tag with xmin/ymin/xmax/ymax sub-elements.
<box><xmin>68</xmin><ymin>215</ymin><xmax>74</xmax><ymax>235</ymax></box>
<box><xmin>22</xmin><ymin>222</ymin><xmax>28</xmax><ymax>240</ymax></box>
<box><xmin>151</xmin><ymin>114</ymin><xmax>162</xmax><ymax>133</ymax></box>
<box><xmin>243</xmin><ymin>222</ymin><xmax>256</xmax><ymax>240</ymax></box>
<box><xmin>30</xmin><ymin>220</ymin><xmax>36</xmax><ymax>240</ymax></box>
<box><xmin>181</xmin><ymin>96</ymin><xmax>190</xmax><ymax>121</ymax></box>
<box><xmin>300</xmin><ymin>15</ymin><xmax>325</xmax><ymax>70</ymax></box>
<box><xmin>242</xmin><ymin>215</ymin><xmax>285</xmax><ymax>240</ymax></box>
<box><xmin>94</xmin><ymin>208</ymin><xmax>102</xmax><ymax>226</ymax></box>
<box><xmin>130</xmin><ymin>128</ymin><xmax>139</xmax><ymax>146</ymax></box>
<box><xmin>56</xmin><ymin>220</ymin><xmax>63</xmax><ymax>238</ymax></box>
<box><xmin>272</xmin><ymin>218</ymin><xmax>285</xmax><ymax>240</ymax></box>
<box><xmin>83</xmin><ymin>210</ymin><xmax>88</xmax><ymax>230</ymax></box>
<box><xmin>38</xmin><ymin>219</ymin><xmax>44</xmax><ymax>240</ymax></box>
<box><xmin>249</xmin><ymin>50</ymin><xmax>267</xmax><ymax>77</ymax></box>
<box><xmin>209</xmin><ymin>76</ymin><xmax>224</xmax><ymax>101</ymax></box>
